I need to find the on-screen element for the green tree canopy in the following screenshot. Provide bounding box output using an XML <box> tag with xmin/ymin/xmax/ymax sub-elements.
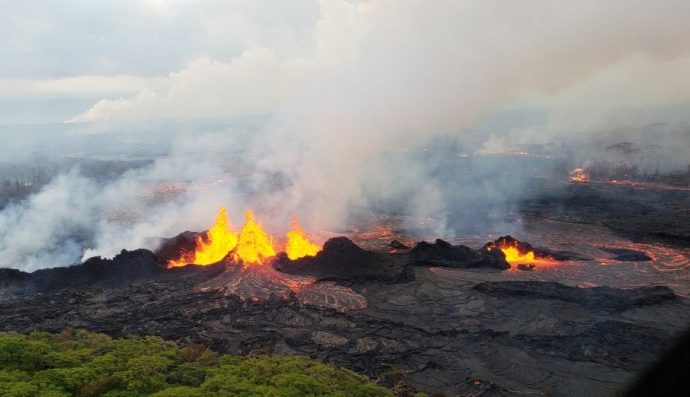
<box><xmin>0</xmin><ymin>329</ymin><xmax>394</xmax><ymax>397</ymax></box>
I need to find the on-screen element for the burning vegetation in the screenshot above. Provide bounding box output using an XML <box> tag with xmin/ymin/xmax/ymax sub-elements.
<box><xmin>168</xmin><ymin>206</ymin><xmax>320</xmax><ymax>268</ymax></box>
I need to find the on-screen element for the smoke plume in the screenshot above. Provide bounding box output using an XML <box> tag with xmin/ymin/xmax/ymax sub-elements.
<box><xmin>2</xmin><ymin>0</ymin><xmax>690</xmax><ymax>269</ymax></box>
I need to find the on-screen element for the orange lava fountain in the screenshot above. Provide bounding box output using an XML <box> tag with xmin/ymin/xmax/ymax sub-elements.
<box><xmin>500</xmin><ymin>246</ymin><xmax>536</xmax><ymax>265</ymax></box>
<box><xmin>489</xmin><ymin>236</ymin><xmax>541</xmax><ymax>267</ymax></box>
<box><xmin>167</xmin><ymin>206</ymin><xmax>321</xmax><ymax>268</ymax></box>
<box><xmin>168</xmin><ymin>206</ymin><xmax>238</xmax><ymax>268</ymax></box>
<box><xmin>492</xmin><ymin>237</ymin><xmax>558</xmax><ymax>269</ymax></box>
<box><xmin>285</xmin><ymin>217</ymin><xmax>320</xmax><ymax>260</ymax></box>
<box><xmin>232</xmin><ymin>210</ymin><xmax>276</xmax><ymax>265</ymax></box>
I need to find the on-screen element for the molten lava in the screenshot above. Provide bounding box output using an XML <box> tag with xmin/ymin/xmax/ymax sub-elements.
<box><xmin>168</xmin><ymin>206</ymin><xmax>238</xmax><ymax>268</ymax></box>
<box><xmin>490</xmin><ymin>236</ymin><xmax>540</xmax><ymax>267</ymax></box>
<box><xmin>569</xmin><ymin>168</ymin><xmax>588</xmax><ymax>182</ymax></box>
<box><xmin>232</xmin><ymin>210</ymin><xmax>276</xmax><ymax>265</ymax></box>
<box><xmin>168</xmin><ymin>206</ymin><xmax>321</xmax><ymax>268</ymax></box>
<box><xmin>285</xmin><ymin>217</ymin><xmax>320</xmax><ymax>260</ymax></box>
<box><xmin>500</xmin><ymin>246</ymin><xmax>536</xmax><ymax>264</ymax></box>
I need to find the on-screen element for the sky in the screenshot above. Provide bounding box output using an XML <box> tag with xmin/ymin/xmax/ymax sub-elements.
<box><xmin>2</xmin><ymin>0</ymin><xmax>690</xmax><ymax>127</ymax></box>
<box><xmin>0</xmin><ymin>0</ymin><xmax>320</xmax><ymax>123</ymax></box>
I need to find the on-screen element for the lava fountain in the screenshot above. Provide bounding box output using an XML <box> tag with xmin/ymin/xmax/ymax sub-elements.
<box><xmin>168</xmin><ymin>206</ymin><xmax>238</xmax><ymax>268</ymax></box>
<box><xmin>490</xmin><ymin>235</ymin><xmax>555</xmax><ymax>269</ymax></box>
<box><xmin>163</xmin><ymin>206</ymin><xmax>368</xmax><ymax>311</ymax></box>
<box><xmin>232</xmin><ymin>210</ymin><xmax>276</xmax><ymax>265</ymax></box>
<box><xmin>500</xmin><ymin>246</ymin><xmax>536</xmax><ymax>264</ymax></box>
<box><xmin>168</xmin><ymin>206</ymin><xmax>320</xmax><ymax>268</ymax></box>
<box><xmin>285</xmin><ymin>217</ymin><xmax>320</xmax><ymax>260</ymax></box>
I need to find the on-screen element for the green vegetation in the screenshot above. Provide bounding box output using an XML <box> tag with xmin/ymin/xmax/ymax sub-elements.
<box><xmin>0</xmin><ymin>329</ymin><xmax>393</xmax><ymax>397</ymax></box>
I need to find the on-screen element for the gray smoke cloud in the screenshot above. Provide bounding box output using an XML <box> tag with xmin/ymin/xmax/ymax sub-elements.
<box><xmin>0</xmin><ymin>170</ymin><xmax>98</xmax><ymax>271</ymax></box>
<box><xmin>2</xmin><ymin>0</ymin><xmax>690</xmax><ymax>270</ymax></box>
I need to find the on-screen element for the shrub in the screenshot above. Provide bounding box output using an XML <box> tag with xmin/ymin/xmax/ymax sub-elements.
<box><xmin>0</xmin><ymin>330</ymin><xmax>393</xmax><ymax>397</ymax></box>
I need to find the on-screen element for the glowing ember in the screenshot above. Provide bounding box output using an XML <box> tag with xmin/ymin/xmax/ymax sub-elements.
<box><xmin>168</xmin><ymin>206</ymin><xmax>238</xmax><ymax>268</ymax></box>
<box><xmin>285</xmin><ymin>217</ymin><xmax>320</xmax><ymax>260</ymax></box>
<box><xmin>569</xmin><ymin>168</ymin><xmax>588</xmax><ymax>182</ymax></box>
<box><xmin>232</xmin><ymin>210</ymin><xmax>276</xmax><ymax>265</ymax></box>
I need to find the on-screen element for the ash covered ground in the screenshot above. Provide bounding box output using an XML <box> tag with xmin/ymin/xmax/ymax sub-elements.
<box><xmin>1</xmin><ymin>181</ymin><xmax>689</xmax><ymax>396</ymax></box>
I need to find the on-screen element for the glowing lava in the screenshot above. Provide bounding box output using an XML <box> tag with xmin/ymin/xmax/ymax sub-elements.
<box><xmin>500</xmin><ymin>246</ymin><xmax>536</xmax><ymax>264</ymax></box>
<box><xmin>569</xmin><ymin>168</ymin><xmax>588</xmax><ymax>182</ymax></box>
<box><xmin>168</xmin><ymin>206</ymin><xmax>238</xmax><ymax>268</ymax></box>
<box><xmin>489</xmin><ymin>236</ymin><xmax>543</xmax><ymax>267</ymax></box>
<box><xmin>232</xmin><ymin>210</ymin><xmax>276</xmax><ymax>265</ymax></box>
<box><xmin>168</xmin><ymin>207</ymin><xmax>321</xmax><ymax>268</ymax></box>
<box><xmin>285</xmin><ymin>217</ymin><xmax>320</xmax><ymax>260</ymax></box>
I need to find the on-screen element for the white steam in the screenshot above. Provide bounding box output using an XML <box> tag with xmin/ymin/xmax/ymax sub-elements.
<box><xmin>2</xmin><ymin>0</ymin><xmax>690</xmax><ymax>269</ymax></box>
<box><xmin>0</xmin><ymin>171</ymin><xmax>98</xmax><ymax>271</ymax></box>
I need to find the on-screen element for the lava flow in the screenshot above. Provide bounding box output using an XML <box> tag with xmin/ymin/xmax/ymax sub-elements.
<box><xmin>569</xmin><ymin>168</ymin><xmax>588</xmax><ymax>182</ymax></box>
<box><xmin>168</xmin><ymin>206</ymin><xmax>320</xmax><ymax>268</ymax></box>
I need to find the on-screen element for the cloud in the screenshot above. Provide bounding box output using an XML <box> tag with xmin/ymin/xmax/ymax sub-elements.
<box><xmin>70</xmin><ymin>0</ymin><xmax>690</xmax><ymax>125</ymax></box>
<box><xmin>68</xmin><ymin>51</ymin><xmax>306</xmax><ymax>122</ymax></box>
<box><xmin>0</xmin><ymin>0</ymin><xmax>320</xmax><ymax>79</ymax></box>
<box><xmin>0</xmin><ymin>75</ymin><xmax>164</xmax><ymax>100</ymax></box>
